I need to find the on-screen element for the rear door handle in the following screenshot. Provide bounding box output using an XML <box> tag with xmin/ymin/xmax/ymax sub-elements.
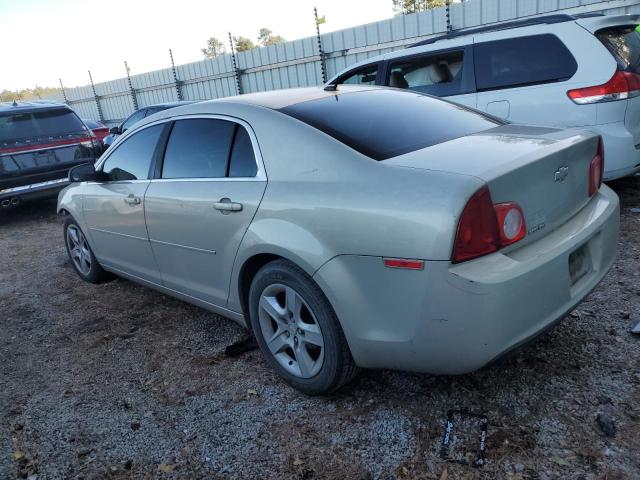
<box><xmin>124</xmin><ymin>195</ymin><xmax>141</xmax><ymax>205</ymax></box>
<box><xmin>213</xmin><ymin>198</ymin><xmax>243</xmax><ymax>213</ymax></box>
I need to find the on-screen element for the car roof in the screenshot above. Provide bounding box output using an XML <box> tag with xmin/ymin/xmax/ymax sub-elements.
<box><xmin>144</xmin><ymin>100</ymin><xmax>196</xmax><ymax>109</ymax></box>
<box><xmin>407</xmin><ymin>12</ymin><xmax>603</xmax><ymax>48</ymax></box>
<box><xmin>0</xmin><ymin>100</ymin><xmax>70</xmax><ymax>114</ymax></box>
<box><xmin>215</xmin><ymin>85</ymin><xmax>380</xmax><ymax>110</ymax></box>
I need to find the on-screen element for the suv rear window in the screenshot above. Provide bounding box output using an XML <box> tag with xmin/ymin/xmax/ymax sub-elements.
<box><xmin>597</xmin><ymin>25</ymin><xmax>640</xmax><ymax>73</ymax></box>
<box><xmin>474</xmin><ymin>34</ymin><xmax>577</xmax><ymax>91</ymax></box>
<box><xmin>280</xmin><ymin>89</ymin><xmax>501</xmax><ymax>160</ymax></box>
<box><xmin>0</xmin><ymin>108</ymin><xmax>87</xmax><ymax>146</ymax></box>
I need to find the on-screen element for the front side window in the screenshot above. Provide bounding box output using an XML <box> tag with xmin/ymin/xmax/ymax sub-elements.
<box><xmin>280</xmin><ymin>89</ymin><xmax>501</xmax><ymax>160</ymax></box>
<box><xmin>387</xmin><ymin>50</ymin><xmax>465</xmax><ymax>96</ymax></box>
<box><xmin>337</xmin><ymin>64</ymin><xmax>378</xmax><ymax>85</ymax></box>
<box><xmin>101</xmin><ymin>124</ymin><xmax>164</xmax><ymax>181</ymax></box>
<box><xmin>121</xmin><ymin>110</ymin><xmax>146</xmax><ymax>132</ymax></box>
<box><xmin>474</xmin><ymin>34</ymin><xmax>577</xmax><ymax>91</ymax></box>
<box><xmin>161</xmin><ymin>119</ymin><xmax>235</xmax><ymax>179</ymax></box>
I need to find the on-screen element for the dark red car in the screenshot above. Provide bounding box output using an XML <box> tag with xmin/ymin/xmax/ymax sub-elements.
<box><xmin>82</xmin><ymin>119</ymin><xmax>110</xmax><ymax>142</ymax></box>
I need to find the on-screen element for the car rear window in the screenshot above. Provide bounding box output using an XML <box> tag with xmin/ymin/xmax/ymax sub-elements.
<box><xmin>474</xmin><ymin>34</ymin><xmax>577</xmax><ymax>91</ymax></box>
<box><xmin>0</xmin><ymin>108</ymin><xmax>87</xmax><ymax>145</ymax></box>
<box><xmin>279</xmin><ymin>89</ymin><xmax>501</xmax><ymax>160</ymax></box>
<box><xmin>597</xmin><ymin>25</ymin><xmax>640</xmax><ymax>73</ymax></box>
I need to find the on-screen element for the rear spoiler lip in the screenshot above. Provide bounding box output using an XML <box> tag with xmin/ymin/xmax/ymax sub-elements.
<box><xmin>576</xmin><ymin>14</ymin><xmax>640</xmax><ymax>33</ymax></box>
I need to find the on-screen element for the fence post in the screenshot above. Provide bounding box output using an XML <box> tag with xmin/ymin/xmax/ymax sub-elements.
<box><xmin>124</xmin><ymin>61</ymin><xmax>139</xmax><ymax>111</ymax></box>
<box><xmin>169</xmin><ymin>49</ymin><xmax>183</xmax><ymax>101</ymax></box>
<box><xmin>314</xmin><ymin>7</ymin><xmax>327</xmax><ymax>84</ymax></box>
<box><xmin>58</xmin><ymin>79</ymin><xmax>69</xmax><ymax>104</ymax></box>
<box><xmin>446</xmin><ymin>0</ymin><xmax>453</xmax><ymax>33</ymax></box>
<box><xmin>228</xmin><ymin>32</ymin><xmax>243</xmax><ymax>95</ymax></box>
<box><xmin>88</xmin><ymin>70</ymin><xmax>104</xmax><ymax>122</ymax></box>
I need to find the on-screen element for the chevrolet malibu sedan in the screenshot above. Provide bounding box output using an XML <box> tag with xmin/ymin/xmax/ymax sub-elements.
<box><xmin>57</xmin><ymin>86</ymin><xmax>619</xmax><ymax>395</ymax></box>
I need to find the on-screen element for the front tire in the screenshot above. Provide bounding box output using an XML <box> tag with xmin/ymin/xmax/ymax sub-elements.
<box><xmin>248</xmin><ymin>259</ymin><xmax>358</xmax><ymax>395</ymax></box>
<box><xmin>63</xmin><ymin>216</ymin><xmax>111</xmax><ymax>284</ymax></box>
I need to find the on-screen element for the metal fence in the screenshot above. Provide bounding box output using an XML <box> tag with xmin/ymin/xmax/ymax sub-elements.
<box><xmin>49</xmin><ymin>0</ymin><xmax>640</xmax><ymax>126</ymax></box>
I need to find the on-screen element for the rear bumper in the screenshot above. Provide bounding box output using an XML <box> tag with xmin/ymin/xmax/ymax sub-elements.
<box><xmin>0</xmin><ymin>177</ymin><xmax>68</xmax><ymax>203</ymax></box>
<box><xmin>313</xmin><ymin>185</ymin><xmax>620</xmax><ymax>373</ymax></box>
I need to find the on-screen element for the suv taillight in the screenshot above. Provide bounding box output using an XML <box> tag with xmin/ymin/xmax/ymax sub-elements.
<box><xmin>567</xmin><ymin>70</ymin><xmax>640</xmax><ymax>104</ymax></box>
<box><xmin>452</xmin><ymin>186</ymin><xmax>527</xmax><ymax>264</ymax></box>
<box><xmin>589</xmin><ymin>137</ymin><xmax>604</xmax><ymax>197</ymax></box>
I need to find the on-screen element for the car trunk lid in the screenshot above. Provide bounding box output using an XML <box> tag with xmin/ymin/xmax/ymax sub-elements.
<box><xmin>385</xmin><ymin>124</ymin><xmax>599</xmax><ymax>247</ymax></box>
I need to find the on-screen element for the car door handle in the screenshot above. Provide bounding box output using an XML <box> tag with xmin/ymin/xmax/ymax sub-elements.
<box><xmin>213</xmin><ymin>198</ymin><xmax>243</xmax><ymax>213</ymax></box>
<box><xmin>124</xmin><ymin>195</ymin><xmax>141</xmax><ymax>206</ymax></box>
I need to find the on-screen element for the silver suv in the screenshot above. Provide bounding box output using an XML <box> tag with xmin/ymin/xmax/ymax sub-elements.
<box><xmin>328</xmin><ymin>13</ymin><xmax>640</xmax><ymax>180</ymax></box>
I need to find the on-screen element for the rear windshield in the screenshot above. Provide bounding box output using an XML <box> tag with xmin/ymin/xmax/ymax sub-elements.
<box><xmin>279</xmin><ymin>89</ymin><xmax>501</xmax><ymax>160</ymax></box>
<box><xmin>0</xmin><ymin>108</ymin><xmax>87</xmax><ymax>145</ymax></box>
<box><xmin>597</xmin><ymin>25</ymin><xmax>640</xmax><ymax>73</ymax></box>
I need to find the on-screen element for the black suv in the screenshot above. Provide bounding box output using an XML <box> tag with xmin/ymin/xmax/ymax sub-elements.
<box><xmin>0</xmin><ymin>101</ymin><xmax>100</xmax><ymax>207</ymax></box>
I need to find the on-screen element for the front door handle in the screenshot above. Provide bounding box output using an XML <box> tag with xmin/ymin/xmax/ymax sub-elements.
<box><xmin>213</xmin><ymin>198</ymin><xmax>243</xmax><ymax>214</ymax></box>
<box><xmin>124</xmin><ymin>195</ymin><xmax>141</xmax><ymax>206</ymax></box>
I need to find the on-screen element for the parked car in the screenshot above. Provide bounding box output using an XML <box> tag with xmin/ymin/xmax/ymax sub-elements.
<box><xmin>328</xmin><ymin>13</ymin><xmax>640</xmax><ymax>181</ymax></box>
<box><xmin>82</xmin><ymin>119</ymin><xmax>110</xmax><ymax>142</ymax></box>
<box><xmin>102</xmin><ymin>101</ymin><xmax>195</xmax><ymax>148</ymax></box>
<box><xmin>0</xmin><ymin>101</ymin><xmax>100</xmax><ymax>207</ymax></box>
<box><xmin>58</xmin><ymin>86</ymin><xmax>619</xmax><ymax>395</ymax></box>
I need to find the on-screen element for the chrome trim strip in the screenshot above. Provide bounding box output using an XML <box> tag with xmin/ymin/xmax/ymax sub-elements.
<box><xmin>0</xmin><ymin>177</ymin><xmax>68</xmax><ymax>194</ymax></box>
<box><xmin>150</xmin><ymin>238</ymin><xmax>216</xmax><ymax>254</ymax></box>
<box><xmin>89</xmin><ymin>227</ymin><xmax>148</xmax><ymax>242</ymax></box>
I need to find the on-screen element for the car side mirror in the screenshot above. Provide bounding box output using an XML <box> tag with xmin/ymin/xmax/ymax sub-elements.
<box><xmin>69</xmin><ymin>162</ymin><xmax>98</xmax><ymax>183</ymax></box>
<box><xmin>109</xmin><ymin>126</ymin><xmax>120</xmax><ymax>135</ymax></box>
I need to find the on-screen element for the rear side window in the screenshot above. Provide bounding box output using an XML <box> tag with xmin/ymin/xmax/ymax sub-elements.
<box><xmin>0</xmin><ymin>108</ymin><xmax>87</xmax><ymax>145</ymax></box>
<box><xmin>597</xmin><ymin>25</ymin><xmax>640</xmax><ymax>73</ymax></box>
<box><xmin>229</xmin><ymin>126</ymin><xmax>258</xmax><ymax>177</ymax></box>
<box><xmin>337</xmin><ymin>64</ymin><xmax>378</xmax><ymax>85</ymax></box>
<box><xmin>387</xmin><ymin>50</ymin><xmax>466</xmax><ymax>96</ymax></box>
<box><xmin>280</xmin><ymin>89</ymin><xmax>501</xmax><ymax>160</ymax></box>
<box><xmin>162</xmin><ymin>119</ymin><xmax>235</xmax><ymax>179</ymax></box>
<box><xmin>474</xmin><ymin>34</ymin><xmax>577</xmax><ymax>91</ymax></box>
<box><xmin>102</xmin><ymin>124</ymin><xmax>164</xmax><ymax>181</ymax></box>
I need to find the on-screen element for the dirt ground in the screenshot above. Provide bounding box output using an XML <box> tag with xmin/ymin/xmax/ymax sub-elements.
<box><xmin>1</xmin><ymin>177</ymin><xmax>639</xmax><ymax>480</ymax></box>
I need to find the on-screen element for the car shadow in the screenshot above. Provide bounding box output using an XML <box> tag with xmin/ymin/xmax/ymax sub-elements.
<box><xmin>0</xmin><ymin>197</ymin><xmax>59</xmax><ymax>228</ymax></box>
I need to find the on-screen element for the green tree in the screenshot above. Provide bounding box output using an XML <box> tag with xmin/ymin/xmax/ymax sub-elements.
<box><xmin>201</xmin><ymin>37</ymin><xmax>226</xmax><ymax>58</ymax></box>
<box><xmin>233</xmin><ymin>36</ymin><xmax>257</xmax><ymax>52</ymax></box>
<box><xmin>258</xmin><ymin>28</ymin><xmax>286</xmax><ymax>47</ymax></box>
<box><xmin>1</xmin><ymin>87</ymin><xmax>61</xmax><ymax>102</ymax></box>
<box><xmin>392</xmin><ymin>0</ymin><xmax>446</xmax><ymax>15</ymax></box>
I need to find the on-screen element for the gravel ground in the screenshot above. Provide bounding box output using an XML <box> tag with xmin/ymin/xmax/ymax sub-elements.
<box><xmin>1</xmin><ymin>178</ymin><xmax>639</xmax><ymax>480</ymax></box>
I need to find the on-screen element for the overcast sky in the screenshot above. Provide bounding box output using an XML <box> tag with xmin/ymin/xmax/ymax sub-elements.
<box><xmin>1</xmin><ymin>0</ymin><xmax>395</xmax><ymax>91</ymax></box>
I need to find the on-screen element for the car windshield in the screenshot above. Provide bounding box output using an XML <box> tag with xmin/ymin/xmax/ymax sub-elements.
<box><xmin>597</xmin><ymin>25</ymin><xmax>640</xmax><ymax>73</ymax></box>
<box><xmin>279</xmin><ymin>89</ymin><xmax>502</xmax><ymax>160</ymax></box>
<box><xmin>0</xmin><ymin>108</ymin><xmax>88</xmax><ymax>144</ymax></box>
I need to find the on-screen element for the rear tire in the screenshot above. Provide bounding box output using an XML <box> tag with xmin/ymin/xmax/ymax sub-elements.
<box><xmin>248</xmin><ymin>259</ymin><xmax>358</xmax><ymax>395</ymax></box>
<box><xmin>63</xmin><ymin>216</ymin><xmax>112</xmax><ymax>284</ymax></box>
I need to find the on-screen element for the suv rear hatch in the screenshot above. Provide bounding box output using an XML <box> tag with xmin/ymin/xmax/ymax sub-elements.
<box><xmin>594</xmin><ymin>23</ymin><xmax>640</xmax><ymax>151</ymax></box>
<box><xmin>0</xmin><ymin>106</ymin><xmax>98</xmax><ymax>194</ymax></box>
<box><xmin>386</xmin><ymin>124</ymin><xmax>600</xmax><ymax>249</ymax></box>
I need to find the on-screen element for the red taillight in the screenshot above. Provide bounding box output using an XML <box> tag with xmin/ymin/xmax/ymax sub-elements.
<box><xmin>589</xmin><ymin>137</ymin><xmax>604</xmax><ymax>196</ymax></box>
<box><xmin>567</xmin><ymin>70</ymin><xmax>640</xmax><ymax>105</ymax></box>
<box><xmin>452</xmin><ymin>186</ymin><xmax>500</xmax><ymax>263</ymax></box>
<box><xmin>452</xmin><ymin>187</ymin><xmax>527</xmax><ymax>264</ymax></box>
<box><xmin>494</xmin><ymin>203</ymin><xmax>526</xmax><ymax>246</ymax></box>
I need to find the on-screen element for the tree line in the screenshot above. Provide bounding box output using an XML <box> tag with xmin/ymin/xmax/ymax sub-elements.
<box><xmin>202</xmin><ymin>28</ymin><xmax>286</xmax><ymax>58</ymax></box>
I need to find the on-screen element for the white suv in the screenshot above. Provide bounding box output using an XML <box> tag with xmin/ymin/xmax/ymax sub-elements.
<box><xmin>328</xmin><ymin>13</ymin><xmax>640</xmax><ymax>180</ymax></box>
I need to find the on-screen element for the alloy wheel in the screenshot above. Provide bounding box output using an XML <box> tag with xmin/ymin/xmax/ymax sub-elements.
<box><xmin>66</xmin><ymin>224</ymin><xmax>92</xmax><ymax>276</ymax></box>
